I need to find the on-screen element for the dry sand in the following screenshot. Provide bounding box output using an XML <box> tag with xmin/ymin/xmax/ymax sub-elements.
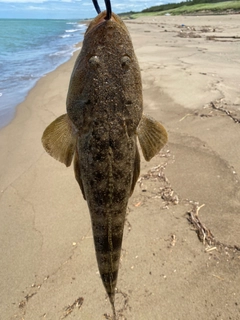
<box><xmin>0</xmin><ymin>14</ymin><xmax>240</xmax><ymax>320</ymax></box>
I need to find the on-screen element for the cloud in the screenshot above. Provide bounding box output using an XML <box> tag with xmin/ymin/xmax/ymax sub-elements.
<box><xmin>0</xmin><ymin>0</ymin><xmax>179</xmax><ymax>19</ymax></box>
<box><xmin>0</xmin><ymin>0</ymin><xmax>81</xmax><ymax>2</ymax></box>
<box><xmin>82</xmin><ymin>2</ymin><xmax>93</xmax><ymax>6</ymax></box>
<box><xmin>27</xmin><ymin>4</ymin><xmax>46</xmax><ymax>9</ymax></box>
<box><xmin>1</xmin><ymin>0</ymin><xmax>47</xmax><ymax>3</ymax></box>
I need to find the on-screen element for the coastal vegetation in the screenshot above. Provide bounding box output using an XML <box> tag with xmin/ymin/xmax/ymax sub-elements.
<box><xmin>119</xmin><ymin>0</ymin><xmax>240</xmax><ymax>17</ymax></box>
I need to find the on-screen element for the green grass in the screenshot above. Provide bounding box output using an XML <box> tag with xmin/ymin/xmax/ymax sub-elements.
<box><xmin>124</xmin><ymin>1</ymin><xmax>240</xmax><ymax>18</ymax></box>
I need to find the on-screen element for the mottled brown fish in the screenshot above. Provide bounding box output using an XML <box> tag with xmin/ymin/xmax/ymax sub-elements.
<box><xmin>41</xmin><ymin>7</ymin><xmax>167</xmax><ymax>318</ymax></box>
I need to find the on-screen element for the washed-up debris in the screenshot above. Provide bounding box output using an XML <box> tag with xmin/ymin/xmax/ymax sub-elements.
<box><xmin>210</xmin><ymin>101</ymin><xmax>240</xmax><ymax>123</ymax></box>
<box><xmin>207</xmin><ymin>35</ymin><xmax>240</xmax><ymax>41</ymax></box>
<box><xmin>176</xmin><ymin>24</ymin><xmax>196</xmax><ymax>31</ymax></box>
<box><xmin>186</xmin><ymin>202</ymin><xmax>240</xmax><ymax>253</ymax></box>
<box><xmin>178</xmin><ymin>31</ymin><xmax>201</xmax><ymax>38</ymax></box>
<box><xmin>138</xmin><ymin>155</ymin><xmax>179</xmax><ymax>206</ymax></box>
<box><xmin>200</xmin><ymin>27</ymin><xmax>216</xmax><ymax>32</ymax></box>
<box><xmin>186</xmin><ymin>203</ymin><xmax>214</xmax><ymax>245</ymax></box>
<box><xmin>61</xmin><ymin>297</ymin><xmax>84</xmax><ymax>319</ymax></box>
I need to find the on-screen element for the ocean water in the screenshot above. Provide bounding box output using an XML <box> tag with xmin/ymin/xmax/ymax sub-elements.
<box><xmin>0</xmin><ymin>19</ymin><xmax>87</xmax><ymax>129</ymax></box>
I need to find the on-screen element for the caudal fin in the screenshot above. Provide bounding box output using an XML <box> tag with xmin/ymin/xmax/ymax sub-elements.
<box><xmin>109</xmin><ymin>293</ymin><xmax>116</xmax><ymax>319</ymax></box>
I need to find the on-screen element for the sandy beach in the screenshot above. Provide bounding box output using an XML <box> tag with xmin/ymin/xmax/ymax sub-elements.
<box><xmin>0</xmin><ymin>14</ymin><xmax>240</xmax><ymax>319</ymax></box>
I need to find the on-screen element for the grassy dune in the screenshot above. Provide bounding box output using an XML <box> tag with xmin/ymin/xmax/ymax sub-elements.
<box><xmin>121</xmin><ymin>1</ymin><xmax>240</xmax><ymax>18</ymax></box>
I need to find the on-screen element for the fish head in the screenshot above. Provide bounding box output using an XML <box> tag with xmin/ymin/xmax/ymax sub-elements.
<box><xmin>85</xmin><ymin>10</ymin><xmax>130</xmax><ymax>35</ymax></box>
<box><xmin>67</xmin><ymin>11</ymin><xmax>142</xmax><ymax>135</ymax></box>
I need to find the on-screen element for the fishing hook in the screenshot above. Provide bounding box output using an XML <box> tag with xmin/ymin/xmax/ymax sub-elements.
<box><xmin>92</xmin><ymin>0</ymin><xmax>112</xmax><ymax>20</ymax></box>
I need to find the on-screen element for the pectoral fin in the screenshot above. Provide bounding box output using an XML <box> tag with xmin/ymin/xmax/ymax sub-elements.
<box><xmin>41</xmin><ymin>114</ymin><xmax>77</xmax><ymax>167</ymax></box>
<box><xmin>137</xmin><ymin>114</ymin><xmax>168</xmax><ymax>161</ymax></box>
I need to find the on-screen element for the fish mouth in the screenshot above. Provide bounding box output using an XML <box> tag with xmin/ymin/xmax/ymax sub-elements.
<box><xmin>92</xmin><ymin>0</ymin><xmax>112</xmax><ymax>20</ymax></box>
<box><xmin>85</xmin><ymin>11</ymin><xmax>119</xmax><ymax>35</ymax></box>
<box><xmin>94</xmin><ymin>14</ymin><xmax>117</xmax><ymax>25</ymax></box>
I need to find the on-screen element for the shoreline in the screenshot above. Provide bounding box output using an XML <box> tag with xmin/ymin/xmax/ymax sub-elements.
<box><xmin>1</xmin><ymin>14</ymin><xmax>240</xmax><ymax>319</ymax></box>
<box><xmin>0</xmin><ymin>18</ymin><xmax>87</xmax><ymax>130</ymax></box>
<box><xmin>0</xmin><ymin>43</ymin><xmax>82</xmax><ymax>130</ymax></box>
<box><xmin>0</xmin><ymin>43</ymin><xmax>81</xmax><ymax>192</ymax></box>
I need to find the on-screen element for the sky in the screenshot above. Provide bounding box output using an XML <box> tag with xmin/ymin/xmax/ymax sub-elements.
<box><xmin>0</xmin><ymin>0</ymin><xmax>178</xmax><ymax>19</ymax></box>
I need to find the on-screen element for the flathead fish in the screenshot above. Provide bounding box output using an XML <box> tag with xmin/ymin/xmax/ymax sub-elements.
<box><xmin>42</xmin><ymin>6</ymin><xmax>167</xmax><ymax>318</ymax></box>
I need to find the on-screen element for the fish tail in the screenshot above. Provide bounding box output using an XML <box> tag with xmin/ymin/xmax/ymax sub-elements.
<box><xmin>109</xmin><ymin>293</ymin><xmax>116</xmax><ymax>319</ymax></box>
<box><xmin>99</xmin><ymin>256</ymin><xmax>119</xmax><ymax>297</ymax></box>
<box><xmin>94</xmin><ymin>226</ymin><xmax>123</xmax><ymax>313</ymax></box>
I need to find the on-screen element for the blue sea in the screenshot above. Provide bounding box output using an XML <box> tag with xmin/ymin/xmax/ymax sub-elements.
<box><xmin>0</xmin><ymin>19</ymin><xmax>87</xmax><ymax>129</ymax></box>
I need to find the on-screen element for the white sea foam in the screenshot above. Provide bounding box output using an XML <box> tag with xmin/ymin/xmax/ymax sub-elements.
<box><xmin>49</xmin><ymin>49</ymin><xmax>71</xmax><ymax>57</ymax></box>
<box><xmin>77</xmin><ymin>23</ymin><xmax>87</xmax><ymax>28</ymax></box>
<box><xmin>60</xmin><ymin>34</ymin><xmax>71</xmax><ymax>38</ymax></box>
<box><xmin>0</xmin><ymin>18</ymin><xmax>86</xmax><ymax>129</ymax></box>
<box><xmin>66</xmin><ymin>29</ymin><xmax>78</xmax><ymax>33</ymax></box>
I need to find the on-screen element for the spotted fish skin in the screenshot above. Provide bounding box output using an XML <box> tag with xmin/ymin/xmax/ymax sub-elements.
<box><xmin>41</xmin><ymin>10</ymin><xmax>168</xmax><ymax>316</ymax></box>
<box><xmin>75</xmin><ymin>129</ymin><xmax>140</xmax><ymax>303</ymax></box>
<box><xmin>68</xmin><ymin>12</ymin><xmax>142</xmax><ymax>304</ymax></box>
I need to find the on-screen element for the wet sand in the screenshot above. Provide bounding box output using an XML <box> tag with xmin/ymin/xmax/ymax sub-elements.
<box><xmin>0</xmin><ymin>14</ymin><xmax>240</xmax><ymax>320</ymax></box>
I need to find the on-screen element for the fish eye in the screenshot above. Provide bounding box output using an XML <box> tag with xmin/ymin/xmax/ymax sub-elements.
<box><xmin>89</xmin><ymin>55</ymin><xmax>100</xmax><ymax>67</ymax></box>
<box><xmin>121</xmin><ymin>56</ymin><xmax>131</xmax><ymax>70</ymax></box>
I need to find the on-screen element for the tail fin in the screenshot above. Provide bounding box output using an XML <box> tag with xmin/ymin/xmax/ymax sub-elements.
<box><xmin>109</xmin><ymin>293</ymin><xmax>116</xmax><ymax>319</ymax></box>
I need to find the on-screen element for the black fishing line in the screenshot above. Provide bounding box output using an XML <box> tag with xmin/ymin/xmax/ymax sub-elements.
<box><xmin>104</xmin><ymin>0</ymin><xmax>112</xmax><ymax>20</ymax></box>
<box><xmin>92</xmin><ymin>0</ymin><xmax>112</xmax><ymax>20</ymax></box>
<box><xmin>92</xmin><ymin>0</ymin><xmax>101</xmax><ymax>14</ymax></box>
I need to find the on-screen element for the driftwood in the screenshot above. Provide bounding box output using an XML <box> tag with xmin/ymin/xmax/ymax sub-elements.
<box><xmin>210</xmin><ymin>101</ymin><xmax>240</xmax><ymax>123</ymax></box>
<box><xmin>187</xmin><ymin>202</ymin><xmax>240</xmax><ymax>252</ymax></box>
<box><xmin>209</xmin><ymin>35</ymin><xmax>240</xmax><ymax>39</ymax></box>
<box><xmin>207</xmin><ymin>35</ymin><xmax>240</xmax><ymax>41</ymax></box>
